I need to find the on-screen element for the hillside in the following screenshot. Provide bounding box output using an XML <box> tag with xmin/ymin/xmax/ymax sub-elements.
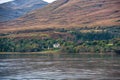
<box><xmin>0</xmin><ymin>0</ymin><xmax>48</xmax><ymax>22</ymax></box>
<box><xmin>0</xmin><ymin>0</ymin><xmax>120</xmax><ymax>33</ymax></box>
<box><xmin>0</xmin><ymin>0</ymin><xmax>120</xmax><ymax>53</ymax></box>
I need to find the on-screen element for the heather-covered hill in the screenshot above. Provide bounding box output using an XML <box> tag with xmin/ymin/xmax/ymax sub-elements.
<box><xmin>0</xmin><ymin>0</ymin><xmax>120</xmax><ymax>33</ymax></box>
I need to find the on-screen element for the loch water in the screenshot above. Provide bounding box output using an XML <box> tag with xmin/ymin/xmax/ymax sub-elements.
<box><xmin>0</xmin><ymin>53</ymin><xmax>120</xmax><ymax>80</ymax></box>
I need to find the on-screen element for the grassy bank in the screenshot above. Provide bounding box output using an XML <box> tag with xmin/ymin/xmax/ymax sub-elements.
<box><xmin>0</xmin><ymin>50</ymin><xmax>60</xmax><ymax>54</ymax></box>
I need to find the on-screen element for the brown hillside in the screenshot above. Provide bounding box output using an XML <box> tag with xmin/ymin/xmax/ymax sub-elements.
<box><xmin>0</xmin><ymin>0</ymin><xmax>120</xmax><ymax>32</ymax></box>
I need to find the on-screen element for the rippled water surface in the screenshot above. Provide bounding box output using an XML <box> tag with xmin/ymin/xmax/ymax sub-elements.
<box><xmin>0</xmin><ymin>53</ymin><xmax>120</xmax><ymax>80</ymax></box>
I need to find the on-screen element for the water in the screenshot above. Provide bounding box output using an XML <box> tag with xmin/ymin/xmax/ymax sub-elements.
<box><xmin>0</xmin><ymin>53</ymin><xmax>120</xmax><ymax>80</ymax></box>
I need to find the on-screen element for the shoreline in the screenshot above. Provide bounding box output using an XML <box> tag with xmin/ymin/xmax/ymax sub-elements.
<box><xmin>0</xmin><ymin>52</ymin><xmax>58</xmax><ymax>54</ymax></box>
<box><xmin>0</xmin><ymin>51</ymin><xmax>116</xmax><ymax>55</ymax></box>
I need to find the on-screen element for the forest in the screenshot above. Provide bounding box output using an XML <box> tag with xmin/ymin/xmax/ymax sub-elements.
<box><xmin>0</xmin><ymin>27</ymin><xmax>120</xmax><ymax>53</ymax></box>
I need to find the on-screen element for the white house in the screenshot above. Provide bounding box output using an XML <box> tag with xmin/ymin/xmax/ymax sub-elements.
<box><xmin>53</xmin><ymin>43</ymin><xmax>60</xmax><ymax>48</ymax></box>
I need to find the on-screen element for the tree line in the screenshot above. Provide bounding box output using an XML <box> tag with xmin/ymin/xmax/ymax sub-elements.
<box><xmin>0</xmin><ymin>29</ymin><xmax>119</xmax><ymax>53</ymax></box>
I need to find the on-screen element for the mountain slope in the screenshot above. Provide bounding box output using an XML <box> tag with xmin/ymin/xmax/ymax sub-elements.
<box><xmin>0</xmin><ymin>0</ymin><xmax>120</xmax><ymax>32</ymax></box>
<box><xmin>0</xmin><ymin>0</ymin><xmax>48</xmax><ymax>22</ymax></box>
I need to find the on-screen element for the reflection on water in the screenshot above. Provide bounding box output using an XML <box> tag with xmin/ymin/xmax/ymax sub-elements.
<box><xmin>0</xmin><ymin>53</ymin><xmax>120</xmax><ymax>80</ymax></box>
